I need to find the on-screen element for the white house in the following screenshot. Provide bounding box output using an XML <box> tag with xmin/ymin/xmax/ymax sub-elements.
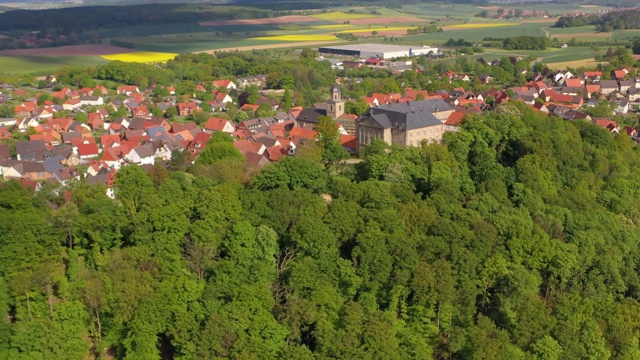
<box><xmin>153</xmin><ymin>144</ymin><xmax>172</xmax><ymax>161</ymax></box>
<box><xmin>126</xmin><ymin>144</ymin><xmax>155</xmax><ymax>165</ymax></box>
<box><xmin>17</xmin><ymin>117</ymin><xmax>39</xmax><ymax>131</ymax></box>
<box><xmin>80</xmin><ymin>96</ymin><xmax>104</xmax><ymax>107</ymax></box>
<box><xmin>212</xmin><ymin>79</ymin><xmax>237</xmax><ymax>91</ymax></box>
<box><xmin>63</xmin><ymin>98</ymin><xmax>82</xmax><ymax>111</ymax></box>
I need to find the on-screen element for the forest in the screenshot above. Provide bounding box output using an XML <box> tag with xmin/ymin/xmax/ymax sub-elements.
<box><xmin>502</xmin><ymin>36</ymin><xmax>551</xmax><ymax>51</ymax></box>
<box><xmin>555</xmin><ymin>9</ymin><xmax>640</xmax><ymax>31</ymax></box>
<box><xmin>2</xmin><ymin>100</ymin><xmax>640</xmax><ymax>359</ymax></box>
<box><xmin>0</xmin><ymin>4</ymin><xmax>271</xmax><ymax>34</ymax></box>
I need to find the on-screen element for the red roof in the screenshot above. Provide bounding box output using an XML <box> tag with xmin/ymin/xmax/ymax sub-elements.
<box><xmin>204</xmin><ymin>117</ymin><xmax>233</xmax><ymax>132</ymax></box>
<box><xmin>100</xmin><ymin>134</ymin><xmax>121</xmax><ymax>148</ymax></box>
<box><xmin>289</xmin><ymin>127</ymin><xmax>317</xmax><ymax>140</ymax></box>
<box><xmin>101</xmin><ymin>148</ymin><xmax>120</xmax><ymax>162</ymax></box>
<box><xmin>585</xmin><ymin>84</ymin><xmax>601</xmax><ymax>94</ymax></box>
<box><xmin>77</xmin><ymin>142</ymin><xmax>99</xmax><ymax>157</ymax></box>
<box><xmin>584</xmin><ymin>71</ymin><xmax>602</xmax><ymax>77</ymax></box>
<box><xmin>234</xmin><ymin>139</ymin><xmax>263</xmax><ymax>156</ymax></box>
<box><xmin>189</xmin><ymin>132</ymin><xmax>212</xmax><ymax>151</ymax></box>
<box><xmin>213</xmin><ymin>79</ymin><xmax>233</xmax><ymax>88</ymax></box>
<box><xmin>340</xmin><ymin>135</ymin><xmax>356</xmax><ymax>149</ymax></box>
<box><xmin>565</xmin><ymin>78</ymin><xmax>582</xmax><ymax>87</ymax></box>
<box><xmin>265</xmin><ymin>145</ymin><xmax>283</xmax><ymax>161</ymax></box>
<box><xmin>240</xmin><ymin>103</ymin><xmax>259</xmax><ymax>111</ymax></box>
<box><xmin>214</xmin><ymin>92</ymin><xmax>229</xmax><ymax>101</ymax></box>
<box><xmin>445</xmin><ymin>111</ymin><xmax>466</xmax><ymax>126</ymax></box>
<box><xmin>595</xmin><ymin>118</ymin><xmax>617</xmax><ymax>131</ymax></box>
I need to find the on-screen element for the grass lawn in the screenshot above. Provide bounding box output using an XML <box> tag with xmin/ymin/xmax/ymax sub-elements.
<box><xmin>0</xmin><ymin>55</ymin><xmax>107</xmax><ymax>75</ymax></box>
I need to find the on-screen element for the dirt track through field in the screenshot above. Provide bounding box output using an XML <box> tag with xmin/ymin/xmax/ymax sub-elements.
<box><xmin>194</xmin><ymin>40</ymin><xmax>343</xmax><ymax>54</ymax></box>
<box><xmin>199</xmin><ymin>15</ymin><xmax>318</xmax><ymax>26</ymax></box>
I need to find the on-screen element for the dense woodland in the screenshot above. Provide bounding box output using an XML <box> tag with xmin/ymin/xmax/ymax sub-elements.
<box><xmin>0</xmin><ymin>4</ymin><xmax>271</xmax><ymax>34</ymax></box>
<box><xmin>2</xmin><ymin>101</ymin><xmax>640</xmax><ymax>358</ymax></box>
<box><xmin>555</xmin><ymin>9</ymin><xmax>640</xmax><ymax>31</ymax></box>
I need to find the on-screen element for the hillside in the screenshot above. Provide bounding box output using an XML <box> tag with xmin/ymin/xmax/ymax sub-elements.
<box><xmin>1</xmin><ymin>101</ymin><xmax>640</xmax><ymax>358</ymax></box>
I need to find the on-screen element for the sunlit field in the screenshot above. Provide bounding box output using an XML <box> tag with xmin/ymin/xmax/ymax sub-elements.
<box><xmin>311</xmin><ymin>24</ymin><xmax>355</xmax><ymax>29</ymax></box>
<box><xmin>311</xmin><ymin>11</ymin><xmax>375</xmax><ymax>20</ymax></box>
<box><xmin>340</xmin><ymin>27</ymin><xmax>418</xmax><ymax>33</ymax></box>
<box><xmin>100</xmin><ymin>51</ymin><xmax>178</xmax><ymax>63</ymax></box>
<box><xmin>445</xmin><ymin>22</ymin><xmax>519</xmax><ymax>29</ymax></box>
<box><xmin>251</xmin><ymin>35</ymin><xmax>339</xmax><ymax>41</ymax></box>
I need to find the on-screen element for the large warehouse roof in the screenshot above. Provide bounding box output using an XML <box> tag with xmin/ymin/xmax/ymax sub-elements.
<box><xmin>319</xmin><ymin>43</ymin><xmax>433</xmax><ymax>52</ymax></box>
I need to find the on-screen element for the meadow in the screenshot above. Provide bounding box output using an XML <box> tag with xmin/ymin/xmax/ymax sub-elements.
<box><xmin>485</xmin><ymin>46</ymin><xmax>601</xmax><ymax>64</ymax></box>
<box><xmin>0</xmin><ymin>55</ymin><xmax>107</xmax><ymax>75</ymax></box>
<box><xmin>251</xmin><ymin>35</ymin><xmax>338</xmax><ymax>41</ymax></box>
<box><xmin>402</xmin><ymin>22</ymin><xmax>547</xmax><ymax>44</ymax></box>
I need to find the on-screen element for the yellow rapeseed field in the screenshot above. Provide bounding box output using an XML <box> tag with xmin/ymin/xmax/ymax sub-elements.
<box><xmin>251</xmin><ymin>35</ymin><xmax>338</xmax><ymax>41</ymax></box>
<box><xmin>311</xmin><ymin>11</ymin><xmax>375</xmax><ymax>20</ymax></box>
<box><xmin>339</xmin><ymin>27</ymin><xmax>417</xmax><ymax>33</ymax></box>
<box><xmin>446</xmin><ymin>22</ymin><xmax>519</xmax><ymax>29</ymax></box>
<box><xmin>100</xmin><ymin>51</ymin><xmax>178</xmax><ymax>63</ymax></box>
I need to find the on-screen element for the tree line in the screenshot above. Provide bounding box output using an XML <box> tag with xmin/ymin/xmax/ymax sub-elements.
<box><xmin>0</xmin><ymin>4</ymin><xmax>272</xmax><ymax>35</ymax></box>
<box><xmin>555</xmin><ymin>9</ymin><xmax>640</xmax><ymax>32</ymax></box>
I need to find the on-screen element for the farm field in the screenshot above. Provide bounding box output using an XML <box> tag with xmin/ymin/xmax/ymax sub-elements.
<box><xmin>0</xmin><ymin>55</ymin><xmax>107</xmax><ymax>75</ymax></box>
<box><xmin>251</xmin><ymin>35</ymin><xmax>338</xmax><ymax>41</ymax></box>
<box><xmin>546</xmin><ymin>25</ymin><xmax>599</xmax><ymax>35</ymax></box>
<box><xmin>484</xmin><ymin>46</ymin><xmax>600</xmax><ymax>64</ymax></box>
<box><xmin>0</xmin><ymin>3</ymin><xmax>633</xmax><ymax>74</ymax></box>
<box><xmin>546</xmin><ymin>59</ymin><xmax>603</xmax><ymax>70</ymax></box>
<box><xmin>402</xmin><ymin>22</ymin><xmax>547</xmax><ymax>44</ymax></box>
<box><xmin>100</xmin><ymin>51</ymin><xmax>178</xmax><ymax>63</ymax></box>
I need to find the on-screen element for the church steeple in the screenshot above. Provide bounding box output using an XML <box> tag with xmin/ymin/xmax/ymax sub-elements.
<box><xmin>327</xmin><ymin>83</ymin><xmax>345</xmax><ymax>119</ymax></box>
<box><xmin>330</xmin><ymin>83</ymin><xmax>341</xmax><ymax>101</ymax></box>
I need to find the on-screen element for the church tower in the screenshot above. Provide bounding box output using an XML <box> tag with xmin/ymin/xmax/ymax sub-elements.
<box><xmin>326</xmin><ymin>83</ymin><xmax>345</xmax><ymax>119</ymax></box>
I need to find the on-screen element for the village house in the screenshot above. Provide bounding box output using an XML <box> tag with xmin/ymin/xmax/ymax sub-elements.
<box><xmin>126</xmin><ymin>143</ymin><xmax>155</xmax><ymax>165</ymax></box>
<box><xmin>117</xmin><ymin>86</ymin><xmax>140</xmax><ymax>96</ymax></box>
<box><xmin>204</xmin><ymin>117</ymin><xmax>235</xmax><ymax>133</ymax></box>
<box><xmin>212</xmin><ymin>79</ymin><xmax>237</xmax><ymax>91</ymax></box>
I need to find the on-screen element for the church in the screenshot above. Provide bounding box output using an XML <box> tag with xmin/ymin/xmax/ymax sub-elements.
<box><xmin>294</xmin><ymin>84</ymin><xmax>358</xmax><ymax>134</ymax></box>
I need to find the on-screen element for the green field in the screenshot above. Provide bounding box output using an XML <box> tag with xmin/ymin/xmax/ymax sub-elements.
<box><xmin>485</xmin><ymin>46</ymin><xmax>600</xmax><ymax>63</ymax></box>
<box><xmin>612</xmin><ymin>30</ymin><xmax>640</xmax><ymax>40</ymax></box>
<box><xmin>546</xmin><ymin>25</ymin><xmax>598</xmax><ymax>35</ymax></box>
<box><xmin>402</xmin><ymin>22</ymin><xmax>547</xmax><ymax>44</ymax></box>
<box><xmin>133</xmin><ymin>38</ymin><xmax>290</xmax><ymax>53</ymax></box>
<box><xmin>0</xmin><ymin>55</ymin><xmax>108</xmax><ymax>75</ymax></box>
<box><xmin>401</xmin><ymin>4</ymin><xmax>483</xmax><ymax>19</ymax></box>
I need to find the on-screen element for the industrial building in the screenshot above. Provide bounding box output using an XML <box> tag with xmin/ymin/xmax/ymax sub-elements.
<box><xmin>317</xmin><ymin>43</ymin><xmax>438</xmax><ymax>59</ymax></box>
